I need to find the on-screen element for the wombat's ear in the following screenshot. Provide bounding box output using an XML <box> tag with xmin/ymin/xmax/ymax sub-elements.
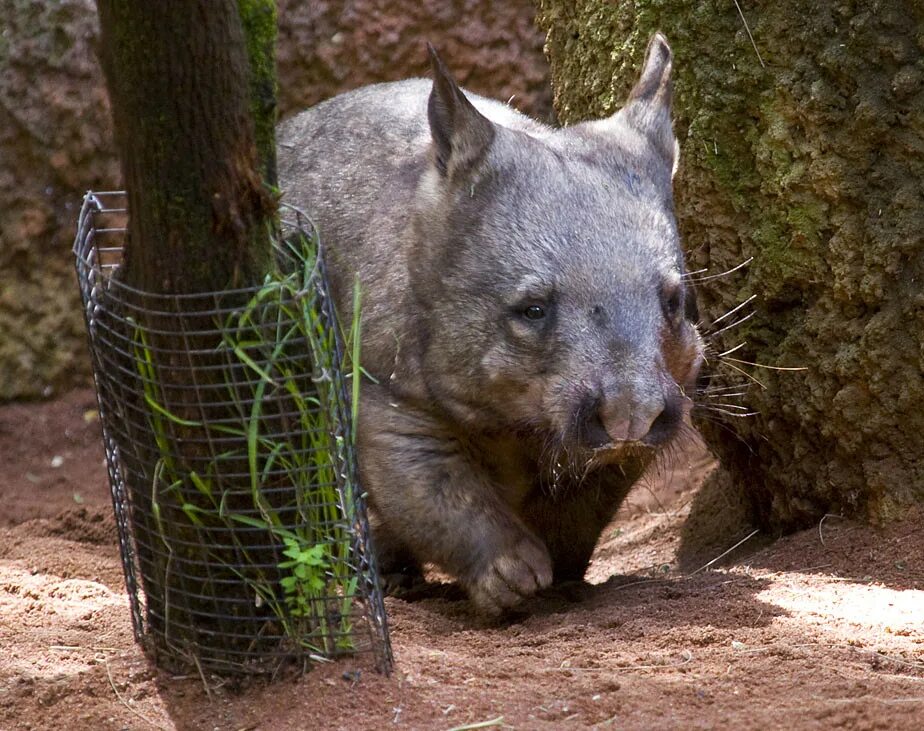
<box><xmin>426</xmin><ymin>43</ymin><xmax>495</xmax><ymax>178</ymax></box>
<box><xmin>618</xmin><ymin>32</ymin><xmax>678</xmax><ymax>176</ymax></box>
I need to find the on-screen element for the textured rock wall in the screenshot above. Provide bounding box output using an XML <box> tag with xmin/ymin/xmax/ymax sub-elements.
<box><xmin>536</xmin><ymin>1</ymin><xmax>924</xmax><ymax>526</ymax></box>
<box><xmin>276</xmin><ymin>0</ymin><xmax>552</xmax><ymax>122</ymax></box>
<box><xmin>0</xmin><ymin>0</ymin><xmax>550</xmax><ymax>400</ymax></box>
<box><xmin>0</xmin><ymin>0</ymin><xmax>118</xmax><ymax>401</ymax></box>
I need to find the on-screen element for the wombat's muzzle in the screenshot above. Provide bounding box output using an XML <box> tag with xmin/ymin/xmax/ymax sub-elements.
<box><xmin>577</xmin><ymin>385</ymin><xmax>683</xmax><ymax>451</ymax></box>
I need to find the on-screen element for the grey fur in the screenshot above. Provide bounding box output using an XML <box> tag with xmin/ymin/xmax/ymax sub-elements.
<box><xmin>277</xmin><ymin>34</ymin><xmax>704</xmax><ymax>616</ymax></box>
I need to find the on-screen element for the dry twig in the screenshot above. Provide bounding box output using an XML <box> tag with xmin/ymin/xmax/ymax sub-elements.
<box><xmin>733</xmin><ymin>0</ymin><xmax>766</xmax><ymax>68</ymax></box>
<box><xmin>105</xmin><ymin>660</ymin><xmax>169</xmax><ymax>731</ymax></box>
<box><xmin>690</xmin><ymin>529</ymin><xmax>761</xmax><ymax>575</ymax></box>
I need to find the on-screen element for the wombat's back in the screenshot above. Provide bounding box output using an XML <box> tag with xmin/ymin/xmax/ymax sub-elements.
<box><xmin>278</xmin><ymin>78</ymin><xmax>547</xmax><ymax>205</ymax></box>
<box><xmin>278</xmin><ymin>79</ymin><xmax>431</xmax><ymax>228</ymax></box>
<box><xmin>277</xmin><ymin>79</ymin><xmax>548</xmax><ymax>375</ymax></box>
<box><xmin>277</xmin><ymin>77</ymin><xmax>547</xmax><ymax>248</ymax></box>
<box><xmin>278</xmin><ymin>80</ymin><xmax>431</xmax><ymax>373</ymax></box>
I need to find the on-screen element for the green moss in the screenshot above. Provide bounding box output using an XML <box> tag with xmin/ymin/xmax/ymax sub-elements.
<box><xmin>237</xmin><ymin>0</ymin><xmax>279</xmax><ymax>186</ymax></box>
<box><xmin>537</xmin><ymin>0</ymin><xmax>924</xmax><ymax>526</ymax></box>
<box><xmin>784</xmin><ymin>202</ymin><xmax>827</xmax><ymax>246</ymax></box>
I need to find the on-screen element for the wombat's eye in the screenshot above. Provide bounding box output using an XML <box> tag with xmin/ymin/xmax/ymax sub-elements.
<box><xmin>662</xmin><ymin>285</ymin><xmax>683</xmax><ymax>322</ymax></box>
<box><xmin>523</xmin><ymin>304</ymin><xmax>546</xmax><ymax>321</ymax></box>
<box><xmin>684</xmin><ymin>286</ymin><xmax>699</xmax><ymax>323</ymax></box>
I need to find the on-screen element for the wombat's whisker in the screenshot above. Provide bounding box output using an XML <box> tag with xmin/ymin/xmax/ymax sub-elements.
<box><xmin>707</xmin><ymin>310</ymin><xmax>755</xmax><ymax>338</ymax></box>
<box><xmin>720</xmin><ymin>356</ymin><xmax>809</xmax><ymax>372</ymax></box>
<box><xmin>699</xmin><ymin>383</ymin><xmax>749</xmax><ymax>394</ymax></box>
<box><xmin>578</xmin><ymin>458</ymin><xmax>597</xmax><ymax>488</ymax></box>
<box><xmin>733</xmin><ymin>0</ymin><xmax>767</xmax><ymax>69</ymax></box>
<box><xmin>706</xmin><ymin>402</ymin><xmax>751</xmax><ymax>410</ymax></box>
<box><xmin>645</xmin><ymin>423</ymin><xmax>703</xmax><ymax>482</ymax></box>
<box><xmin>678</xmin><ymin>420</ymin><xmax>704</xmax><ymax>443</ymax></box>
<box><xmin>533</xmin><ymin>424</ymin><xmax>571</xmax><ymax>495</ymax></box>
<box><xmin>717</xmin><ymin>342</ymin><xmax>747</xmax><ymax>358</ymax></box>
<box><xmin>661</xmin><ymin>430</ymin><xmax>691</xmax><ymax>467</ymax></box>
<box><xmin>710</xmin><ymin>294</ymin><xmax>757</xmax><ymax>327</ymax></box>
<box><xmin>699</xmin><ymin>403</ymin><xmax>758</xmax><ymax>417</ymax></box>
<box><xmin>636</xmin><ymin>468</ymin><xmax>672</xmax><ymax>513</ymax></box>
<box><xmin>717</xmin><ymin>359</ymin><xmax>767</xmax><ymax>389</ymax></box>
<box><xmin>686</xmin><ymin>256</ymin><xmax>754</xmax><ymax>283</ymax></box>
<box><xmin>701</xmin><ymin>391</ymin><xmax>747</xmax><ymax>400</ymax></box>
<box><xmin>692</xmin><ymin>413</ymin><xmax>757</xmax><ymax>453</ymax></box>
<box><xmin>704</xmin><ymin>408</ymin><xmax>759</xmax><ymax>418</ymax></box>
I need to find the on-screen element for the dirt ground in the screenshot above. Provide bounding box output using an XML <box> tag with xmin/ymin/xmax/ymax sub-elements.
<box><xmin>0</xmin><ymin>388</ymin><xmax>921</xmax><ymax>730</ymax></box>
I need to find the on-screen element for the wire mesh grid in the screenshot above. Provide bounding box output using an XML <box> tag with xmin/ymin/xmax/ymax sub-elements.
<box><xmin>73</xmin><ymin>191</ymin><xmax>392</xmax><ymax>675</ymax></box>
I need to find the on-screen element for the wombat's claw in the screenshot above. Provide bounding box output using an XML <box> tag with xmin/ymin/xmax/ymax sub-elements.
<box><xmin>469</xmin><ymin>537</ymin><xmax>553</xmax><ymax>616</ymax></box>
<box><xmin>380</xmin><ymin>568</ymin><xmax>425</xmax><ymax>597</ymax></box>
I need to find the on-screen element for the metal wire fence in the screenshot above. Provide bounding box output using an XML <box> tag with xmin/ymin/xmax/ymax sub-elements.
<box><xmin>73</xmin><ymin>191</ymin><xmax>391</xmax><ymax>675</ymax></box>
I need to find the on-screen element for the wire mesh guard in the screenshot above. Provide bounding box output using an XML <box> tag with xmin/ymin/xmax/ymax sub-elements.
<box><xmin>73</xmin><ymin>191</ymin><xmax>391</xmax><ymax>675</ymax></box>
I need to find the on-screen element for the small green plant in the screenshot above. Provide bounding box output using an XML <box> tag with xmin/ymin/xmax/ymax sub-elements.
<box><xmin>130</xmin><ymin>227</ymin><xmax>365</xmax><ymax>661</ymax></box>
<box><xmin>278</xmin><ymin>538</ymin><xmax>329</xmax><ymax>615</ymax></box>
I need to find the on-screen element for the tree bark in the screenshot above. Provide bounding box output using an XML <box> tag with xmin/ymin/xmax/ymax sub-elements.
<box><xmin>97</xmin><ymin>0</ymin><xmax>277</xmax><ymax>294</ymax></box>
<box><xmin>94</xmin><ymin>1</ymin><xmax>283</xmax><ymax>669</ymax></box>
<box><xmin>536</xmin><ymin>1</ymin><xmax>924</xmax><ymax>528</ymax></box>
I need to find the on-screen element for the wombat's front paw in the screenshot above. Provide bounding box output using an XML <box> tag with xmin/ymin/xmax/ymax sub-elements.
<box><xmin>380</xmin><ymin>567</ymin><xmax>425</xmax><ymax>597</ymax></box>
<box><xmin>468</xmin><ymin>535</ymin><xmax>553</xmax><ymax>617</ymax></box>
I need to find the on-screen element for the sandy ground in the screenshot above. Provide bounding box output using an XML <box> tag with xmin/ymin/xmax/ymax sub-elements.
<box><xmin>0</xmin><ymin>388</ymin><xmax>922</xmax><ymax>730</ymax></box>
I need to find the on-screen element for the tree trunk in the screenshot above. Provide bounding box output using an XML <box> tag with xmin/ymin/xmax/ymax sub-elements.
<box><xmin>97</xmin><ymin>0</ymin><xmax>277</xmax><ymax>294</ymax></box>
<box><xmin>536</xmin><ymin>1</ymin><xmax>924</xmax><ymax>529</ymax></box>
<box><xmin>94</xmin><ymin>1</ymin><xmax>284</xmax><ymax>670</ymax></box>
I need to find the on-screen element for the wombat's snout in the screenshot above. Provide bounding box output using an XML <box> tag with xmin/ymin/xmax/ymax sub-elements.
<box><xmin>578</xmin><ymin>387</ymin><xmax>683</xmax><ymax>449</ymax></box>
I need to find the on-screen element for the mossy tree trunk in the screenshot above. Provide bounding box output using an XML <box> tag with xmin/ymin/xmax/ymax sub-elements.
<box><xmin>97</xmin><ymin>0</ymin><xmax>278</xmax><ymax>294</ymax></box>
<box><xmin>536</xmin><ymin>1</ymin><xmax>924</xmax><ymax>528</ymax></box>
<box><xmin>95</xmin><ymin>1</ymin><xmax>284</xmax><ymax>668</ymax></box>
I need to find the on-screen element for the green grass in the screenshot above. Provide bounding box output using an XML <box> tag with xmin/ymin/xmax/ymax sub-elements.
<box><xmin>131</xmin><ymin>229</ymin><xmax>364</xmax><ymax>659</ymax></box>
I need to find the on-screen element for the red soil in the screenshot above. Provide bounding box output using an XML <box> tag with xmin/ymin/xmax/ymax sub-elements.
<box><xmin>1</xmin><ymin>389</ymin><xmax>921</xmax><ymax>730</ymax></box>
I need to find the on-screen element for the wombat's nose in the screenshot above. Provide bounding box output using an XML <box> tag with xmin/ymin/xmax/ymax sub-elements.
<box><xmin>639</xmin><ymin>397</ymin><xmax>682</xmax><ymax>446</ymax></box>
<box><xmin>579</xmin><ymin>394</ymin><xmax>658</xmax><ymax>448</ymax></box>
<box><xmin>579</xmin><ymin>408</ymin><xmax>614</xmax><ymax>449</ymax></box>
<box><xmin>597</xmin><ymin>393</ymin><xmax>675</xmax><ymax>446</ymax></box>
<box><xmin>609</xmin><ymin>408</ymin><xmax>660</xmax><ymax>443</ymax></box>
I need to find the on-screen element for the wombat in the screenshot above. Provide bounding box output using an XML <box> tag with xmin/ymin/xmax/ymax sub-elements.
<box><xmin>277</xmin><ymin>34</ymin><xmax>704</xmax><ymax>616</ymax></box>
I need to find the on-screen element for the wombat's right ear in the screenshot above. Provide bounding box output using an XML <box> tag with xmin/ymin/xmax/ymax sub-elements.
<box><xmin>427</xmin><ymin>43</ymin><xmax>495</xmax><ymax>178</ymax></box>
<box><xmin>616</xmin><ymin>33</ymin><xmax>678</xmax><ymax>176</ymax></box>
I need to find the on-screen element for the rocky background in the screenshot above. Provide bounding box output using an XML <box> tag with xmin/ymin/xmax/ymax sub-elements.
<box><xmin>536</xmin><ymin>0</ymin><xmax>924</xmax><ymax>527</ymax></box>
<box><xmin>0</xmin><ymin>0</ymin><xmax>551</xmax><ymax>401</ymax></box>
<box><xmin>9</xmin><ymin>0</ymin><xmax>921</xmax><ymax>529</ymax></box>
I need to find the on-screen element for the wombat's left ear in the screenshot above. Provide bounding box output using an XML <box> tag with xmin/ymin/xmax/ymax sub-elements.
<box><xmin>617</xmin><ymin>33</ymin><xmax>679</xmax><ymax>176</ymax></box>
<box><xmin>426</xmin><ymin>43</ymin><xmax>496</xmax><ymax>179</ymax></box>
